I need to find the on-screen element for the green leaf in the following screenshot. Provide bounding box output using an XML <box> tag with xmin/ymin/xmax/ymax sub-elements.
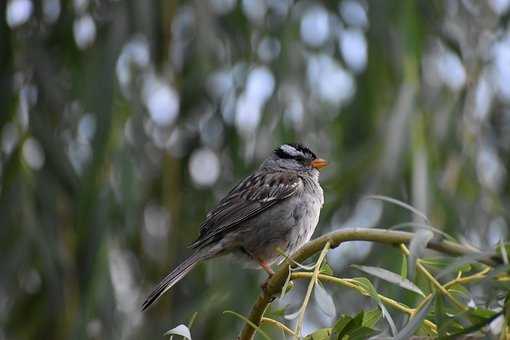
<box><xmin>466</xmin><ymin>307</ymin><xmax>499</xmax><ymax>324</ymax></box>
<box><xmin>352</xmin><ymin>264</ymin><xmax>425</xmax><ymax>297</ymax></box>
<box><xmin>333</xmin><ymin>312</ymin><xmax>364</xmax><ymax>339</ymax></box>
<box><xmin>283</xmin><ymin>309</ymin><xmax>301</xmax><ymax>320</ymax></box>
<box><xmin>435</xmin><ymin>293</ymin><xmax>447</xmax><ymax>337</ymax></box>
<box><xmin>331</xmin><ymin>315</ymin><xmax>355</xmax><ymax>337</ymax></box>
<box><xmin>350</xmin><ymin>277</ymin><xmax>397</xmax><ymax>335</ymax></box>
<box><xmin>393</xmin><ymin>294</ymin><xmax>435</xmax><ymax>340</ymax></box>
<box><xmin>362</xmin><ymin>308</ymin><xmax>382</xmax><ymax>328</ymax></box>
<box><xmin>433</xmin><ymin>305</ymin><xmax>499</xmax><ymax>336</ymax></box>
<box><xmin>420</xmin><ymin>257</ymin><xmax>472</xmax><ymax>273</ymax></box>
<box><xmin>164</xmin><ymin>324</ymin><xmax>192</xmax><ymax>339</ymax></box>
<box><xmin>313</xmin><ymin>282</ymin><xmax>336</xmax><ymax>317</ymax></box>
<box><xmin>436</xmin><ymin>316</ymin><xmax>465</xmax><ymax>335</ymax></box>
<box><xmin>187</xmin><ymin>312</ymin><xmax>198</xmax><ymax>329</ymax></box>
<box><xmin>440</xmin><ymin>310</ymin><xmax>502</xmax><ymax>339</ymax></box>
<box><xmin>350</xmin><ymin>277</ymin><xmax>375</xmax><ymax>297</ymax></box>
<box><xmin>401</xmin><ymin>254</ymin><xmax>408</xmax><ymax>279</ymax></box>
<box><xmin>415</xmin><ymin>269</ymin><xmax>432</xmax><ymax>296</ymax></box>
<box><xmin>497</xmin><ymin>242</ymin><xmax>510</xmax><ymax>264</ymax></box>
<box><xmin>330</xmin><ymin>311</ymin><xmax>380</xmax><ymax>340</ymax></box>
<box><xmin>304</xmin><ymin>328</ymin><xmax>332</xmax><ymax>340</ymax></box>
<box><xmin>447</xmin><ymin>283</ymin><xmax>471</xmax><ymax>302</ymax></box>
<box><xmin>265</xmin><ymin>307</ymin><xmax>286</xmax><ymax>318</ymax></box>
<box><xmin>320</xmin><ymin>262</ymin><xmax>334</xmax><ymax>276</ymax></box>
<box><xmin>344</xmin><ymin>326</ymin><xmax>378</xmax><ymax>340</ymax></box>
<box><xmin>408</xmin><ymin>229</ymin><xmax>434</xmax><ymax>279</ymax></box>
<box><xmin>280</xmin><ymin>266</ymin><xmax>293</xmax><ymax>300</ymax></box>
<box><xmin>436</xmin><ymin>253</ymin><xmax>489</xmax><ymax>279</ymax></box>
<box><xmin>416</xmin><ymin>322</ymin><xmax>436</xmax><ymax>337</ymax></box>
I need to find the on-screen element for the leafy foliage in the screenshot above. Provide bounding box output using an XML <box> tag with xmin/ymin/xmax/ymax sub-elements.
<box><xmin>240</xmin><ymin>229</ymin><xmax>510</xmax><ymax>339</ymax></box>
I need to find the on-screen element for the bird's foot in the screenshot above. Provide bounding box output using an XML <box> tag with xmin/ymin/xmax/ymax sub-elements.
<box><xmin>257</xmin><ymin>259</ymin><xmax>275</xmax><ymax>276</ymax></box>
<box><xmin>258</xmin><ymin>260</ymin><xmax>274</xmax><ymax>297</ymax></box>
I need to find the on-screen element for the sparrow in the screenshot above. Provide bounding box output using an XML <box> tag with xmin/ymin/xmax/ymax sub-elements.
<box><xmin>142</xmin><ymin>143</ymin><xmax>327</xmax><ymax>310</ymax></box>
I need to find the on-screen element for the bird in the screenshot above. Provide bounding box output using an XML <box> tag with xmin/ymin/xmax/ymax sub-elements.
<box><xmin>141</xmin><ymin>143</ymin><xmax>327</xmax><ymax>311</ymax></box>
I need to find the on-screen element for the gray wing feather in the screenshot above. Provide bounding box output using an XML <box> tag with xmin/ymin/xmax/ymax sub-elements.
<box><xmin>189</xmin><ymin>171</ymin><xmax>302</xmax><ymax>249</ymax></box>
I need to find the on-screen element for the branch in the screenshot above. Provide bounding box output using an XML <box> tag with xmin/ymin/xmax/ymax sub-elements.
<box><xmin>238</xmin><ymin>228</ymin><xmax>501</xmax><ymax>340</ymax></box>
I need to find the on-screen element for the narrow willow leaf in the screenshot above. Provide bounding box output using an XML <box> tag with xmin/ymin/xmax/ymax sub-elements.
<box><xmin>441</xmin><ymin>311</ymin><xmax>503</xmax><ymax>339</ymax></box>
<box><xmin>187</xmin><ymin>312</ymin><xmax>198</xmax><ymax>329</ymax></box>
<box><xmin>283</xmin><ymin>309</ymin><xmax>301</xmax><ymax>320</ymax></box>
<box><xmin>408</xmin><ymin>229</ymin><xmax>434</xmax><ymax>279</ymax></box>
<box><xmin>335</xmin><ymin>312</ymin><xmax>363</xmax><ymax>338</ymax></box>
<box><xmin>265</xmin><ymin>307</ymin><xmax>286</xmax><ymax>318</ymax></box>
<box><xmin>164</xmin><ymin>324</ymin><xmax>192</xmax><ymax>339</ymax></box>
<box><xmin>351</xmin><ymin>277</ymin><xmax>397</xmax><ymax>335</ymax></box>
<box><xmin>364</xmin><ymin>195</ymin><xmax>429</xmax><ymax>223</ymax></box>
<box><xmin>313</xmin><ymin>282</ymin><xmax>336</xmax><ymax>317</ymax></box>
<box><xmin>377</xmin><ymin>299</ymin><xmax>397</xmax><ymax>336</ymax></box>
<box><xmin>437</xmin><ymin>317</ymin><xmax>465</xmax><ymax>336</ymax></box>
<box><xmin>320</xmin><ymin>262</ymin><xmax>334</xmax><ymax>276</ymax></box>
<box><xmin>467</xmin><ymin>307</ymin><xmax>499</xmax><ymax>323</ymax></box>
<box><xmin>280</xmin><ymin>266</ymin><xmax>293</xmax><ymax>300</ymax></box>
<box><xmin>303</xmin><ymin>327</ymin><xmax>331</xmax><ymax>339</ymax></box>
<box><xmin>500</xmin><ymin>241</ymin><xmax>508</xmax><ymax>264</ymax></box>
<box><xmin>345</xmin><ymin>326</ymin><xmax>379</xmax><ymax>340</ymax></box>
<box><xmin>332</xmin><ymin>311</ymin><xmax>380</xmax><ymax>340</ymax></box>
<box><xmin>435</xmin><ymin>293</ymin><xmax>446</xmax><ymax>337</ymax></box>
<box><xmin>352</xmin><ymin>265</ymin><xmax>425</xmax><ymax>297</ymax></box>
<box><xmin>420</xmin><ymin>257</ymin><xmax>471</xmax><ymax>272</ymax></box>
<box><xmin>440</xmin><ymin>307</ymin><xmax>497</xmax><ymax>333</ymax></box>
<box><xmin>362</xmin><ymin>308</ymin><xmax>382</xmax><ymax>328</ymax></box>
<box><xmin>447</xmin><ymin>283</ymin><xmax>471</xmax><ymax>301</ymax></box>
<box><xmin>331</xmin><ymin>314</ymin><xmax>354</xmax><ymax>337</ymax></box>
<box><xmin>393</xmin><ymin>294</ymin><xmax>435</xmax><ymax>340</ymax></box>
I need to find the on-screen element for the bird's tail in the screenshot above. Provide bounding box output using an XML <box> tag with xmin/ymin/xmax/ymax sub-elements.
<box><xmin>141</xmin><ymin>251</ymin><xmax>206</xmax><ymax>311</ymax></box>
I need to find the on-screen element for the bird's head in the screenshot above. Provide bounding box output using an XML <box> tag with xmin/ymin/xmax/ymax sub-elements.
<box><xmin>263</xmin><ymin>143</ymin><xmax>328</xmax><ymax>173</ymax></box>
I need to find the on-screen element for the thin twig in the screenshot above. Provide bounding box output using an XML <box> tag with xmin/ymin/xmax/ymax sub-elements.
<box><xmin>444</xmin><ymin>267</ymin><xmax>491</xmax><ymax>288</ymax></box>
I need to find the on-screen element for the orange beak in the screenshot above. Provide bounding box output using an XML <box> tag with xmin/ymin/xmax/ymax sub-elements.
<box><xmin>310</xmin><ymin>158</ymin><xmax>328</xmax><ymax>170</ymax></box>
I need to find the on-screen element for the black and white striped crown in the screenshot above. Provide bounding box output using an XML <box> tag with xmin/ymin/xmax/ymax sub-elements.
<box><xmin>274</xmin><ymin>143</ymin><xmax>317</xmax><ymax>160</ymax></box>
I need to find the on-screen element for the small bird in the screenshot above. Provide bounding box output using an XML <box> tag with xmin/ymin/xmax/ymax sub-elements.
<box><xmin>142</xmin><ymin>143</ymin><xmax>327</xmax><ymax>310</ymax></box>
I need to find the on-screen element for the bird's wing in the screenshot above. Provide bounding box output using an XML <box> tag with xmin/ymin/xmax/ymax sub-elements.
<box><xmin>189</xmin><ymin>171</ymin><xmax>302</xmax><ymax>249</ymax></box>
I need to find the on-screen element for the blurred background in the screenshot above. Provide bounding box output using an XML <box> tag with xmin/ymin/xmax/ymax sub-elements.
<box><xmin>1</xmin><ymin>0</ymin><xmax>510</xmax><ymax>339</ymax></box>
